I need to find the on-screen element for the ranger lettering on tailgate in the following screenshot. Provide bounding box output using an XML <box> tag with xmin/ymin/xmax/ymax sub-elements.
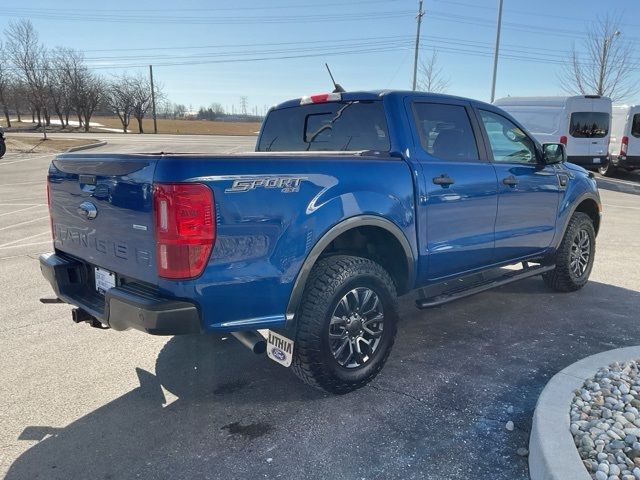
<box><xmin>55</xmin><ymin>225</ymin><xmax>152</xmax><ymax>267</ymax></box>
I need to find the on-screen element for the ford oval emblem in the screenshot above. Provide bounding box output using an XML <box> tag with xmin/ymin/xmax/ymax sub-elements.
<box><xmin>78</xmin><ymin>201</ymin><xmax>98</xmax><ymax>220</ymax></box>
<box><xmin>271</xmin><ymin>347</ymin><xmax>286</xmax><ymax>361</ymax></box>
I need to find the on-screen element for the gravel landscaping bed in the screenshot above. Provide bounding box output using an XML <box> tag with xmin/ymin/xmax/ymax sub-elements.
<box><xmin>572</xmin><ymin>360</ymin><xmax>640</xmax><ymax>480</ymax></box>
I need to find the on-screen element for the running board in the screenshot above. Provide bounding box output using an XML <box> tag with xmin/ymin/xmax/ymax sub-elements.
<box><xmin>415</xmin><ymin>263</ymin><xmax>554</xmax><ymax>309</ymax></box>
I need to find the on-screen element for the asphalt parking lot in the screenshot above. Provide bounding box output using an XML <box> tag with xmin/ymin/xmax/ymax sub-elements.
<box><xmin>1</xmin><ymin>134</ymin><xmax>639</xmax><ymax>480</ymax></box>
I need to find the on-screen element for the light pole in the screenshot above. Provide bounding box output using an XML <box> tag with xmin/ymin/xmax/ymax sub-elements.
<box><xmin>489</xmin><ymin>0</ymin><xmax>504</xmax><ymax>103</ymax></box>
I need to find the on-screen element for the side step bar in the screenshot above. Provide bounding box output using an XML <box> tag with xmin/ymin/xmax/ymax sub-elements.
<box><xmin>416</xmin><ymin>263</ymin><xmax>554</xmax><ymax>309</ymax></box>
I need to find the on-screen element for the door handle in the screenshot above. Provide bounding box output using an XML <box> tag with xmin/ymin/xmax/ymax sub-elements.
<box><xmin>432</xmin><ymin>174</ymin><xmax>455</xmax><ymax>187</ymax></box>
<box><xmin>502</xmin><ymin>175</ymin><xmax>519</xmax><ymax>187</ymax></box>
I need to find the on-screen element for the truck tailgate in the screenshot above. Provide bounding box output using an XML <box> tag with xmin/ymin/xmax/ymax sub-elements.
<box><xmin>48</xmin><ymin>154</ymin><xmax>158</xmax><ymax>284</ymax></box>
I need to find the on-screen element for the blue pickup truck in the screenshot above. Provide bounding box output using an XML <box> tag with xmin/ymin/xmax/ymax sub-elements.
<box><xmin>40</xmin><ymin>90</ymin><xmax>601</xmax><ymax>393</ymax></box>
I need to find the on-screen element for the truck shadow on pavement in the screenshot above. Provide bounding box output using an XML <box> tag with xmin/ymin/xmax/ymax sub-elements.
<box><xmin>6</xmin><ymin>279</ymin><xmax>640</xmax><ymax>480</ymax></box>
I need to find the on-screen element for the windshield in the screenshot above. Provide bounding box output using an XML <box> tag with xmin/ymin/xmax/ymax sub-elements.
<box><xmin>257</xmin><ymin>100</ymin><xmax>390</xmax><ymax>152</ymax></box>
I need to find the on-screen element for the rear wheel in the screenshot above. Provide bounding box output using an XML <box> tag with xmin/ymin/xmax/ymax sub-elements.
<box><xmin>291</xmin><ymin>255</ymin><xmax>398</xmax><ymax>394</ymax></box>
<box><xmin>543</xmin><ymin>212</ymin><xmax>596</xmax><ymax>292</ymax></box>
<box><xmin>0</xmin><ymin>141</ymin><xmax>5</xmax><ymax>158</ymax></box>
<box><xmin>598</xmin><ymin>160</ymin><xmax>615</xmax><ymax>176</ymax></box>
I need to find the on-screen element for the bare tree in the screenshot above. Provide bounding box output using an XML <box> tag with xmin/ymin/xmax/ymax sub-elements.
<box><xmin>54</xmin><ymin>48</ymin><xmax>87</xmax><ymax>128</ymax></box>
<box><xmin>128</xmin><ymin>73</ymin><xmax>163</xmax><ymax>133</ymax></box>
<box><xmin>9</xmin><ymin>79</ymin><xmax>28</xmax><ymax>123</ymax></box>
<box><xmin>417</xmin><ymin>49</ymin><xmax>450</xmax><ymax>93</ymax></box>
<box><xmin>54</xmin><ymin>48</ymin><xmax>104</xmax><ymax>131</ymax></box>
<box><xmin>0</xmin><ymin>41</ymin><xmax>13</xmax><ymax>127</ymax></box>
<box><xmin>51</xmin><ymin>47</ymin><xmax>76</xmax><ymax>127</ymax></box>
<box><xmin>105</xmin><ymin>74</ymin><xmax>135</xmax><ymax>133</ymax></box>
<box><xmin>5</xmin><ymin>20</ymin><xmax>49</xmax><ymax>138</ymax></box>
<box><xmin>560</xmin><ymin>15</ymin><xmax>637</xmax><ymax>102</ymax></box>
<box><xmin>73</xmin><ymin>70</ymin><xmax>103</xmax><ymax>132</ymax></box>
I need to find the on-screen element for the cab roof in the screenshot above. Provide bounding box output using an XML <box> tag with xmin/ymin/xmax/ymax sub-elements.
<box><xmin>272</xmin><ymin>90</ymin><xmax>495</xmax><ymax>111</ymax></box>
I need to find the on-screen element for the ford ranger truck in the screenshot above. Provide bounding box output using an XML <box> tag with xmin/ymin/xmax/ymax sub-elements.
<box><xmin>40</xmin><ymin>91</ymin><xmax>602</xmax><ymax>393</ymax></box>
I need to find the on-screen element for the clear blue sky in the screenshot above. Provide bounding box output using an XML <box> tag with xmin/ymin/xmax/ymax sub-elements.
<box><xmin>3</xmin><ymin>0</ymin><xmax>639</xmax><ymax>114</ymax></box>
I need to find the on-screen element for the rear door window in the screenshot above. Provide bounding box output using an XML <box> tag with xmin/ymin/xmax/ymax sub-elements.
<box><xmin>632</xmin><ymin>114</ymin><xmax>640</xmax><ymax>138</ymax></box>
<box><xmin>412</xmin><ymin>103</ymin><xmax>479</xmax><ymax>161</ymax></box>
<box><xmin>257</xmin><ymin>101</ymin><xmax>389</xmax><ymax>152</ymax></box>
<box><xmin>569</xmin><ymin>112</ymin><xmax>610</xmax><ymax>138</ymax></box>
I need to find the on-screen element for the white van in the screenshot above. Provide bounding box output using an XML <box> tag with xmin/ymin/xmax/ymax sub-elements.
<box><xmin>603</xmin><ymin>105</ymin><xmax>640</xmax><ymax>175</ymax></box>
<box><xmin>493</xmin><ymin>95</ymin><xmax>612</xmax><ymax>169</ymax></box>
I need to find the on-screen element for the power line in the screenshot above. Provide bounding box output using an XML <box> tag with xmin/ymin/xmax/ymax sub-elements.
<box><xmin>0</xmin><ymin>9</ymin><xmax>414</xmax><ymax>25</ymax></box>
<box><xmin>434</xmin><ymin>0</ymin><xmax>640</xmax><ymax>31</ymax></box>
<box><xmin>75</xmin><ymin>34</ymin><xmax>414</xmax><ymax>53</ymax></box>
<box><xmin>3</xmin><ymin>0</ymin><xmax>403</xmax><ymax>13</ymax></box>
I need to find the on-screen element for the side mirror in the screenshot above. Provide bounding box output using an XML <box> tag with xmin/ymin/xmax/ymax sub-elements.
<box><xmin>542</xmin><ymin>143</ymin><xmax>566</xmax><ymax>165</ymax></box>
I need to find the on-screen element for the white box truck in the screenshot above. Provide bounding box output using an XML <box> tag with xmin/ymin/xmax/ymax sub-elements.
<box><xmin>601</xmin><ymin>105</ymin><xmax>640</xmax><ymax>175</ymax></box>
<box><xmin>493</xmin><ymin>95</ymin><xmax>612</xmax><ymax>169</ymax></box>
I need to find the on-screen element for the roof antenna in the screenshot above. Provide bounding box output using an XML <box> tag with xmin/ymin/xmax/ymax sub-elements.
<box><xmin>325</xmin><ymin>63</ymin><xmax>346</xmax><ymax>93</ymax></box>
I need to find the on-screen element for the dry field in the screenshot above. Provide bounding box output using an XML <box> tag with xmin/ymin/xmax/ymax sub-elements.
<box><xmin>93</xmin><ymin>116</ymin><xmax>262</xmax><ymax>135</ymax></box>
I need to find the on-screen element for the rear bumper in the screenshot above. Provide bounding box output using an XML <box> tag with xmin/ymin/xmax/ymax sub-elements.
<box><xmin>567</xmin><ymin>155</ymin><xmax>608</xmax><ymax>167</ymax></box>
<box><xmin>611</xmin><ymin>155</ymin><xmax>640</xmax><ymax>170</ymax></box>
<box><xmin>39</xmin><ymin>252</ymin><xmax>201</xmax><ymax>335</ymax></box>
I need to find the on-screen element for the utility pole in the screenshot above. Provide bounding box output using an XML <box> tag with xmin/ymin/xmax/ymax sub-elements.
<box><xmin>489</xmin><ymin>0</ymin><xmax>504</xmax><ymax>103</ymax></box>
<box><xmin>149</xmin><ymin>65</ymin><xmax>158</xmax><ymax>134</ymax></box>
<box><xmin>412</xmin><ymin>0</ymin><xmax>425</xmax><ymax>91</ymax></box>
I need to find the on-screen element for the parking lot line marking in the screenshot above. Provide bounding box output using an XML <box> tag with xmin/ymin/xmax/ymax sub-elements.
<box><xmin>0</xmin><ymin>216</ymin><xmax>49</xmax><ymax>232</ymax></box>
<box><xmin>0</xmin><ymin>205</ymin><xmax>46</xmax><ymax>217</ymax></box>
<box><xmin>0</xmin><ymin>231</ymin><xmax>49</xmax><ymax>248</ymax></box>
<box><xmin>603</xmin><ymin>203</ymin><xmax>640</xmax><ymax>211</ymax></box>
<box><xmin>0</xmin><ymin>240</ymin><xmax>52</xmax><ymax>250</ymax></box>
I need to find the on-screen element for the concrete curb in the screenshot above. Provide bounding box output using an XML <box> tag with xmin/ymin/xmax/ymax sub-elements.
<box><xmin>529</xmin><ymin>346</ymin><xmax>640</xmax><ymax>480</ymax></box>
<box><xmin>66</xmin><ymin>140</ymin><xmax>107</xmax><ymax>152</ymax></box>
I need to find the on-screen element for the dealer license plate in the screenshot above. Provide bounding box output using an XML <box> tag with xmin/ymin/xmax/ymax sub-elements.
<box><xmin>266</xmin><ymin>330</ymin><xmax>294</xmax><ymax>367</ymax></box>
<box><xmin>95</xmin><ymin>267</ymin><xmax>116</xmax><ymax>295</ymax></box>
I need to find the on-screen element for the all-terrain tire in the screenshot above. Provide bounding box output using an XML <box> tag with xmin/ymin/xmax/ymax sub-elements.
<box><xmin>543</xmin><ymin>212</ymin><xmax>596</xmax><ymax>292</ymax></box>
<box><xmin>598</xmin><ymin>161</ymin><xmax>615</xmax><ymax>177</ymax></box>
<box><xmin>291</xmin><ymin>255</ymin><xmax>398</xmax><ymax>394</ymax></box>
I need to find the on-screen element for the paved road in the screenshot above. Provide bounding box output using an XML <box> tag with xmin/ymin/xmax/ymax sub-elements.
<box><xmin>1</xmin><ymin>135</ymin><xmax>639</xmax><ymax>479</ymax></box>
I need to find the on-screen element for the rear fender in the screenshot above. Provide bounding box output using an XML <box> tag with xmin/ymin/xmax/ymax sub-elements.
<box><xmin>284</xmin><ymin>211</ymin><xmax>416</xmax><ymax>327</ymax></box>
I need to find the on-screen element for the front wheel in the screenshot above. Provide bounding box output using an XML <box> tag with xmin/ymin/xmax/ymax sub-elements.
<box><xmin>543</xmin><ymin>212</ymin><xmax>596</xmax><ymax>292</ymax></box>
<box><xmin>291</xmin><ymin>255</ymin><xmax>398</xmax><ymax>394</ymax></box>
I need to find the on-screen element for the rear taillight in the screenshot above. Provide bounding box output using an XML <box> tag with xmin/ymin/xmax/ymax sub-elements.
<box><xmin>560</xmin><ymin>135</ymin><xmax>568</xmax><ymax>146</ymax></box>
<box><xmin>621</xmin><ymin>136</ymin><xmax>629</xmax><ymax>156</ymax></box>
<box><xmin>46</xmin><ymin>181</ymin><xmax>54</xmax><ymax>240</ymax></box>
<box><xmin>153</xmin><ymin>183</ymin><xmax>215</xmax><ymax>279</ymax></box>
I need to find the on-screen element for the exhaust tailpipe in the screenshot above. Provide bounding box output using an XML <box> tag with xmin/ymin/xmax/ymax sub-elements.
<box><xmin>231</xmin><ymin>331</ymin><xmax>267</xmax><ymax>354</ymax></box>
